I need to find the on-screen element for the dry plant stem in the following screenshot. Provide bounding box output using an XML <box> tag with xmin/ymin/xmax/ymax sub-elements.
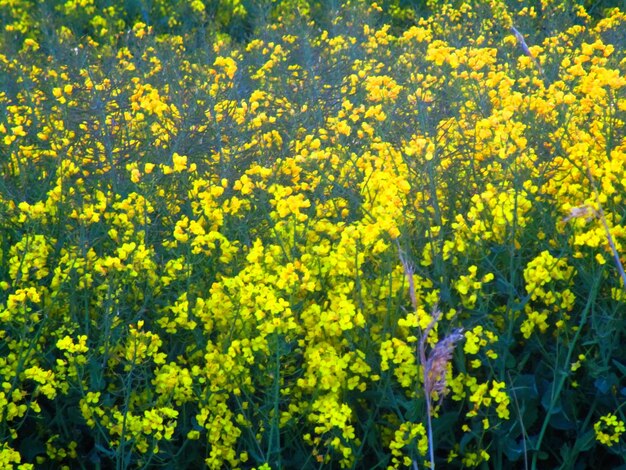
<box><xmin>420</xmin><ymin>313</ymin><xmax>439</xmax><ymax>470</ymax></box>
<box><xmin>584</xmin><ymin>160</ymin><xmax>626</xmax><ymax>290</ymax></box>
<box><xmin>399</xmin><ymin>244</ymin><xmax>465</xmax><ymax>469</ymax></box>
<box><xmin>397</xmin><ymin>244</ymin><xmax>418</xmax><ymax>311</ymax></box>
<box><xmin>510</xmin><ymin>26</ymin><xmax>546</xmax><ymax>82</ymax></box>
<box><xmin>597</xmin><ymin>206</ymin><xmax>626</xmax><ymax>289</ymax></box>
<box><xmin>419</xmin><ymin>312</ymin><xmax>464</xmax><ymax>470</ymax></box>
<box><xmin>398</xmin><ymin>244</ymin><xmax>434</xmax><ymax>468</ymax></box>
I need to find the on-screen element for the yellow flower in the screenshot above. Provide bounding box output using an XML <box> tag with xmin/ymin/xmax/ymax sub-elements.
<box><xmin>23</xmin><ymin>38</ymin><xmax>39</xmax><ymax>51</ymax></box>
<box><xmin>594</xmin><ymin>413</ymin><xmax>625</xmax><ymax>446</ymax></box>
<box><xmin>172</xmin><ymin>152</ymin><xmax>188</xmax><ymax>172</ymax></box>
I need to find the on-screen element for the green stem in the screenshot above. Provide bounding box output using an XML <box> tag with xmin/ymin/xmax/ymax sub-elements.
<box><xmin>268</xmin><ymin>334</ymin><xmax>282</xmax><ymax>467</ymax></box>
<box><xmin>530</xmin><ymin>272</ymin><xmax>602</xmax><ymax>470</ymax></box>
<box><xmin>425</xmin><ymin>397</ymin><xmax>435</xmax><ymax>470</ymax></box>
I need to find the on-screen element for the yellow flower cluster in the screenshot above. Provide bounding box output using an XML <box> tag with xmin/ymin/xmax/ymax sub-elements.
<box><xmin>594</xmin><ymin>413</ymin><xmax>626</xmax><ymax>447</ymax></box>
<box><xmin>388</xmin><ymin>421</ymin><xmax>428</xmax><ymax>468</ymax></box>
<box><xmin>0</xmin><ymin>0</ymin><xmax>625</xmax><ymax>467</ymax></box>
<box><xmin>522</xmin><ymin>250</ymin><xmax>576</xmax><ymax>338</ymax></box>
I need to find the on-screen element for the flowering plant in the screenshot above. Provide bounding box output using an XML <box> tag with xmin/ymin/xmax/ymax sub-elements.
<box><xmin>1</xmin><ymin>0</ymin><xmax>625</xmax><ymax>468</ymax></box>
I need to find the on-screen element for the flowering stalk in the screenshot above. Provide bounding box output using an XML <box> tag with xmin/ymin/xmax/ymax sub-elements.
<box><xmin>399</xmin><ymin>246</ymin><xmax>464</xmax><ymax>470</ymax></box>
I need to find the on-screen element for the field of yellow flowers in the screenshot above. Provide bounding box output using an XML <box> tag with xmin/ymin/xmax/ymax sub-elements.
<box><xmin>1</xmin><ymin>0</ymin><xmax>626</xmax><ymax>468</ymax></box>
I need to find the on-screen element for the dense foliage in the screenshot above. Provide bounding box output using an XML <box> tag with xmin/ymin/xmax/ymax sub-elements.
<box><xmin>1</xmin><ymin>0</ymin><xmax>626</xmax><ymax>468</ymax></box>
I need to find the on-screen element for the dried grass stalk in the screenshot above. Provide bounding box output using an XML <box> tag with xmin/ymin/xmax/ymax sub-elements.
<box><xmin>398</xmin><ymin>243</ymin><xmax>465</xmax><ymax>469</ymax></box>
<box><xmin>424</xmin><ymin>325</ymin><xmax>465</xmax><ymax>406</ymax></box>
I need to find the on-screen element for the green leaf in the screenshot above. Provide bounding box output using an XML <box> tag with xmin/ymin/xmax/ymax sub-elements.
<box><xmin>505</xmin><ymin>352</ymin><xmax>517</xmax><ymax>369</ymax></box>
<box><xmin>89</xmin><ymin>360</ymin><xmax>105</xmax><ymax>391</ymax></box>
<box><xmin>502</xmin><ymin>436</ymin><xmax>526</xmax><ymax>462</ymax></box>
<box><xmin>512</xmin><ymin>374</ymin><xmax>538</xmax><ymax>401</ymax></box>
<box><xmin>20</xmin><ymin>439</ymin><xmax>46</xmax><ymax>461</ymax></box>
<box><xmin>459</xmin><ymin>431</ymin><xmax>474</xmax><ymax>453</ymax></box>
<box><xmin>541</xmin><ymin>386</ymin><xmax>562</xmax><ymax>414</ymax></box>
<box><xmin>573</xmin><ymin>430</ymin><xmax>595</xmax><ymax>453</ymax></box>
<box><xmin>94</xmin><ymin>443</ymin><xmax>116</xmax><ymax>458</ymax></box>
<box><xmin>595</xmin><ymin>377</ymin><xmax>611</xmax><ymax>394</ymax></box>
<box><xmin>434</xmin><ymin>411</ymin><xmax>463</xmax><ymax>435</ymax></box>
<box><xmin>612</xmin><ymin>359</ymin><xmax>626</xmax><ymax>376</ymax></box>
<box><xmin>594</xmin><ymin>374</ymin><xmax>618</xmax><ymax>395</ymax></box>
<box><xmin>549</xmin><ymin>410</ymin><xmax>575</xmax><ymax>431</ymax></box>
